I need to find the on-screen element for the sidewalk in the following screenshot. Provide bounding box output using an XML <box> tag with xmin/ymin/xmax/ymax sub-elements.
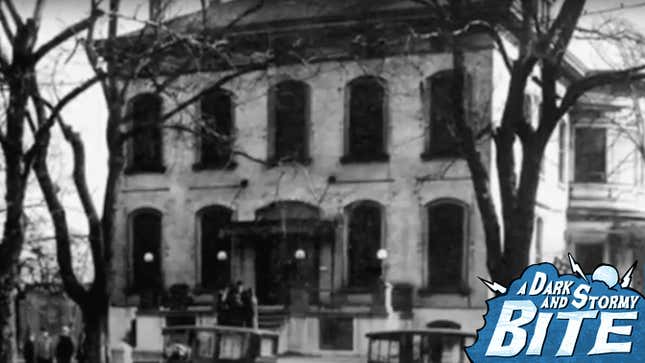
<box><xmin>278</xmin><ymin>354</ymin><xmax>364</xmax><ymax>363</ymax></box>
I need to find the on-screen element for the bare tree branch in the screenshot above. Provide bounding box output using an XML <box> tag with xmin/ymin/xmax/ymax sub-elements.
<box><xmin>160</xmin><ymin>63</ymin><xmax>269</xmax><ymax>122</ymax></box>
<box><xmin>0</xmin><ymin>6</ymin><xmax>15</xmax><ymax>42</ymax></box>
<box><xmin>557</xmin><ymin>65</ymin><xmax>645</xmax><ymax>120</ymax></box>
<box><xmin>544</xmin><ymin>0</ymin><xmax>586</xmax><ymax>63</ymax></box>
<box><xmin>34</xmin><ymin>8</ymin><xmax>103</xmax><ymax>62</ymax></box>
<box><xmin>3</xmin><ymin>0</ymin><xmax>23</xmax><ymax>28</ymax></box>
<box><xmin>222</xmin><ymin>0</ymin><xmax>265</xmax><ymax>31</ymax></box>
<box><xmin>23</xmin><ymin>74</ymin><xmax>103</xmax><ymax>172</ymax></box>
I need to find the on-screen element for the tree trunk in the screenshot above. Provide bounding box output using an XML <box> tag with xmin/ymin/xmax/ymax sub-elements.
<box><xmin>80</xmin><ymin>302</ymin><xmax>109</xmax><ymax>363</ymax></box>
<box><xmin>0</xmin><ymin>274</ymin><xmax>15</xmax><ymax>363</ymax></box>
<box><xmin>502</xmin><ymin>142</ymin><xmax>544</xmax><ymax>282</ymax></box>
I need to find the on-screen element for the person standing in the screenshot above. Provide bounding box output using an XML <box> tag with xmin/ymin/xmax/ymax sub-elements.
<box><xmin>23</xmin><ymin>332</ymin><xmax>35</xmax><ymax>363</ymax></box>
<box><xmin>55</xmin><ymin>326</ymin><xmax>74</xmax><ymax>363</ymax></box>
<box><xmin>35</xmin><ymin>328</ymin><xmax>53</xmax><ymax>363</ymax></box>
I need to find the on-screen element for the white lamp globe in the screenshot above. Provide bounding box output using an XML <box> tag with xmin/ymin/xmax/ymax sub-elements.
<box><xmin>143</xmin><ymin>252</ymin><xmax>154</xmax><ymax>263</ymax></box>
<box><xmin>216</xmin><ymin>250</ymin><xmax>228</xmax><ymax>261</ymax></box>
<box><xmin>294</xmin><ymin>249</ymin><xmax>306</xmax><ymax>260</ymax></box>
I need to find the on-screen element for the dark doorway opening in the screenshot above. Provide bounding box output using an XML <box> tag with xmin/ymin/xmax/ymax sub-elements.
<box><xmin>254</xmin><ymin>232</ymin><xmax>319</xmax><ymax>306</ymax></box>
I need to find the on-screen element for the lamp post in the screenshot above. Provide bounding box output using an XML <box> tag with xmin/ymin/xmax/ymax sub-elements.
<box><xmin>375</xmin><ymin>248</ymin><xmax>392</xmax><ymax>314</ymax></box>
<box><xmin>291</xmin><ymin>248</ymin><xmax>308</xmax><ymax>313</ymax></box>
<box><xmin>293</xmin><ymin>248</ymin><xmax>306</xmax><ymax>286</ymax></box>
<box><xmin>141</xmin><ymin>252</ymin><xmax>156</xmax><ymax>308</ymax></box>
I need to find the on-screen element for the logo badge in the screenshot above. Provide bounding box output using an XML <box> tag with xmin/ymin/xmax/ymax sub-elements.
<box><xmin>467</xmin><ymin>254</ymin><xmax>645</xmax><ymax>362</ymax></box>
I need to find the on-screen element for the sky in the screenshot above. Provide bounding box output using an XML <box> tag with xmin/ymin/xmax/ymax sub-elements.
<box><xmin>13</xmin><ymin>0</ymin><xmax>645</xmax><ymax>232</ymax></box>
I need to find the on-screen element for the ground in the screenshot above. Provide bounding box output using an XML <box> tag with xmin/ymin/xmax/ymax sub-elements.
<box><xmin>279</xmin><ymin>355</ymin><xmax>364</xmax><ymax>363</ymax></box>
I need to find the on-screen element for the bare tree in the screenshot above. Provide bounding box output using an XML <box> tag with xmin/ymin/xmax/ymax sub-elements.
<box><xmin>0</xmin><ymin>1</ymin><xmax>102</xmax><ymax>361</ymax></box>
<box><xmin>416</xmin><ymin>0</ymin><xmax>645</xmax><ymax>284</ymax></box>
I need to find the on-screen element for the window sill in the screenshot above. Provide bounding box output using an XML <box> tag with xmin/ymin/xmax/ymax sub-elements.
<box><xmin>192</xmin><ymin>160</ymin><xmax>238</xmax><ymax>171</ymax></box>
<box><xmin>420</xmin><ymin>151</ymin><xmax>461</xmax><ymax>161</ymax></box>
<box><xmin>340</xmin><ymin>153</ymin><xmax>390</xmax><ymax>164</ymax></box>
<box><xmin>124</xmin><ymin>165</ymin><xmax>166</xmax><ymax>175</ymax></box>
<box><xmin>418</xmin><ymin>284</ymin><xmax>470</xmax><ymax>297</ymax></box>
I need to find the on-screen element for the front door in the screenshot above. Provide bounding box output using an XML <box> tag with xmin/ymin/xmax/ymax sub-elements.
<box><xmin>254</xmin><ymin>233</ymin><xmax>319</xmax><ymax>305</ymax></box>
<box><xmin>254</xmin><ymin>237</ymin><xmax>286</xmax><ymax>305</ymax></box>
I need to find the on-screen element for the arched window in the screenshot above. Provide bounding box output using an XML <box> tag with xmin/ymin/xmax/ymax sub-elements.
<box><xmin>269</xmin><ymin>80</ymin><xmax>310</xmax><ymax>164</ymax></box>
<box><xmin>423</xmin><ymin>71</ymin><xmax>461</xmax><ymax>158</ymax></box>
<box><xmin>198</xmin><ymin>89</ymin><xmax>234</xmax><ymax>169</ymax></box>
<box><xmin>127</xmin><ymin>93</ymin><xmax>164</xmax><ymax>173</ymax></box>
<box><xmin>427</xmin><ymin>200</ymin><xmax>466</xmax><ymax>291</ymax></box>
<box><xmin>346</xmin><ymin>201</ymin><xmax>383</xmax><ymax>288</ymax></box>
<box><xmin>131</xmin><ymin>209</ymin><xmax>162</xmax><ymax>291</ymax></box>
<box><xmin>343</xmin><ymin>76</ymin><xmax>388</xmax><ymax>163</ymax></box>
<box><xmin>199</xmin><ymin>206</ymin><xmax>233</xmax><ymax>289</ymax></box>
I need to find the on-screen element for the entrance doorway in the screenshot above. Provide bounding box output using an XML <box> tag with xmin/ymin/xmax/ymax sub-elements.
<box><xmin>254</xmin><ymin>233</ymin><xmax>319</xmax><ymax>305</ymax></box>
<box><xmin>252</xmin><ymin>201</ymin><xmax>324</xmax><ymax>306</ymax></box>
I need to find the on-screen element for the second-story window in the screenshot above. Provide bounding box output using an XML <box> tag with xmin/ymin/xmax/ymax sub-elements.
<box><xmin>269</xmin><ymin>80</ymin><xmax>310</xmax><ymax>164</ymax></box>
<box><xmin>575</xmin><ymin>127</ymin><xmax>606</xmax><ymax>182</ymax></box>
<box><xmin>423</xmin><ymin>71</ymin><xmax>461</xmax><ymax>158</ymax></box>
<box><xmin>198</xmin><ymin>89</ymin><xmax>234</xmax><ymax>169</ymax></box>
<box><xmin>343</xmin><ymin>76</ymin><xmax>388</xmax><ymax>163</ymax></box>
<box><xmin>127</xmin><ymin>93</ymin><xmax>164</xmax><ymax>173</ymax></box>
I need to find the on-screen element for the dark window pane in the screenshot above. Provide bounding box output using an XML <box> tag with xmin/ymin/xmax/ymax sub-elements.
<box><xmin>575</xmin><ymin>128</ymin><xmax>606</xmax><ymax>182</ymax></box>
<box><xmin>132</xmin><ymin>211</ymin><xmax>162</xmax><ymax>291</ymax></box>
<box><xmin>273</xmin><ymin>81</ymin><xmax>308</xmax><ymax>162</ymax></box>
<box><xmin>428</xmin><ymin>72</ymin><xmax>460</xmax><ymax>157</ymax></box>
<box><xmin>347</xmin><ymin>202</ymin><xmax>382</xmax><ymax>288</ymax></box>
<box><xmin>130</xmin><ymin>94</ymin><xmax>163</xmax><ymax>171</ymax></box>
<box><xmin>348</xmin><ymin>77</ymin><xmax>385</xmax><ymax>160</ymax></box>
<box><xmin>428</xmin><ymin>203</ymin><xmax>464</xmax><ymax>289</ymax></box>
<box><xmin>201</xmin><ymin>207</ymin><xmax>233</xmax><ymax>289</ymax></box>
<box><xmin>201</xmin><ymin>90</ymin><xmax>233</xmax><ymax>168</ymax></box>
<box><xmin>575</xmin><ymin>243</ymin><xmax>604</xmax><ymax>272</ymax></box>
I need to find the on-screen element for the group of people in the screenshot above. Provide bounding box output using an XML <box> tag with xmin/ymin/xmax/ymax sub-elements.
<box><xmin>216</xmin><ymin>281</ymin><xmax>257</xmax><ymax>327</ymax></box>
<box><xmin>23</xmin><ymin>326</ymin><xmax>76</xmax><ymax>363</ymax></box>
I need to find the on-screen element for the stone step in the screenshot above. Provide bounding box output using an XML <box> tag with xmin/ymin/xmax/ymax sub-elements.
<box><xmin>258</xmin><ymin>305</ymin><xmax>288</xmax><ymax>330</ymax></box>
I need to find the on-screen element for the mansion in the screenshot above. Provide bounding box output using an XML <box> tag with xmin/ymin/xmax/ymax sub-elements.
<box><xmin>105</xmin><ymin>0</ymin><xmax>645</xmax><ymax>361</ymax></box>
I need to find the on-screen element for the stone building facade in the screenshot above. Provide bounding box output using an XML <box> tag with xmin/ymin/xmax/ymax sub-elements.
<box><xmin>106</xmin><ymin>0</ymin><xmax>575</xmax><ymax>359</ymax></box>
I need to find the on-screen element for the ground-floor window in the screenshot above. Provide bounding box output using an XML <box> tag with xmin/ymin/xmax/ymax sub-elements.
<box><xmin>427</xmin><ymin>200</ymin><xmax>467</xmax><ymax>292</ymax></box>
<box><xmin>200</xmin><ymin>206</ymin><xmax>233</xmax><ymax>290</ymax></box>
<box><xmin>131</xmin><ymin>209</ymin><xmax>162</xmax><ymax>292</ymax></box>
<box><xmin>346</xmin><ymin>201</ymin><xmax>383</xmax><ymax>289</ymax></box>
